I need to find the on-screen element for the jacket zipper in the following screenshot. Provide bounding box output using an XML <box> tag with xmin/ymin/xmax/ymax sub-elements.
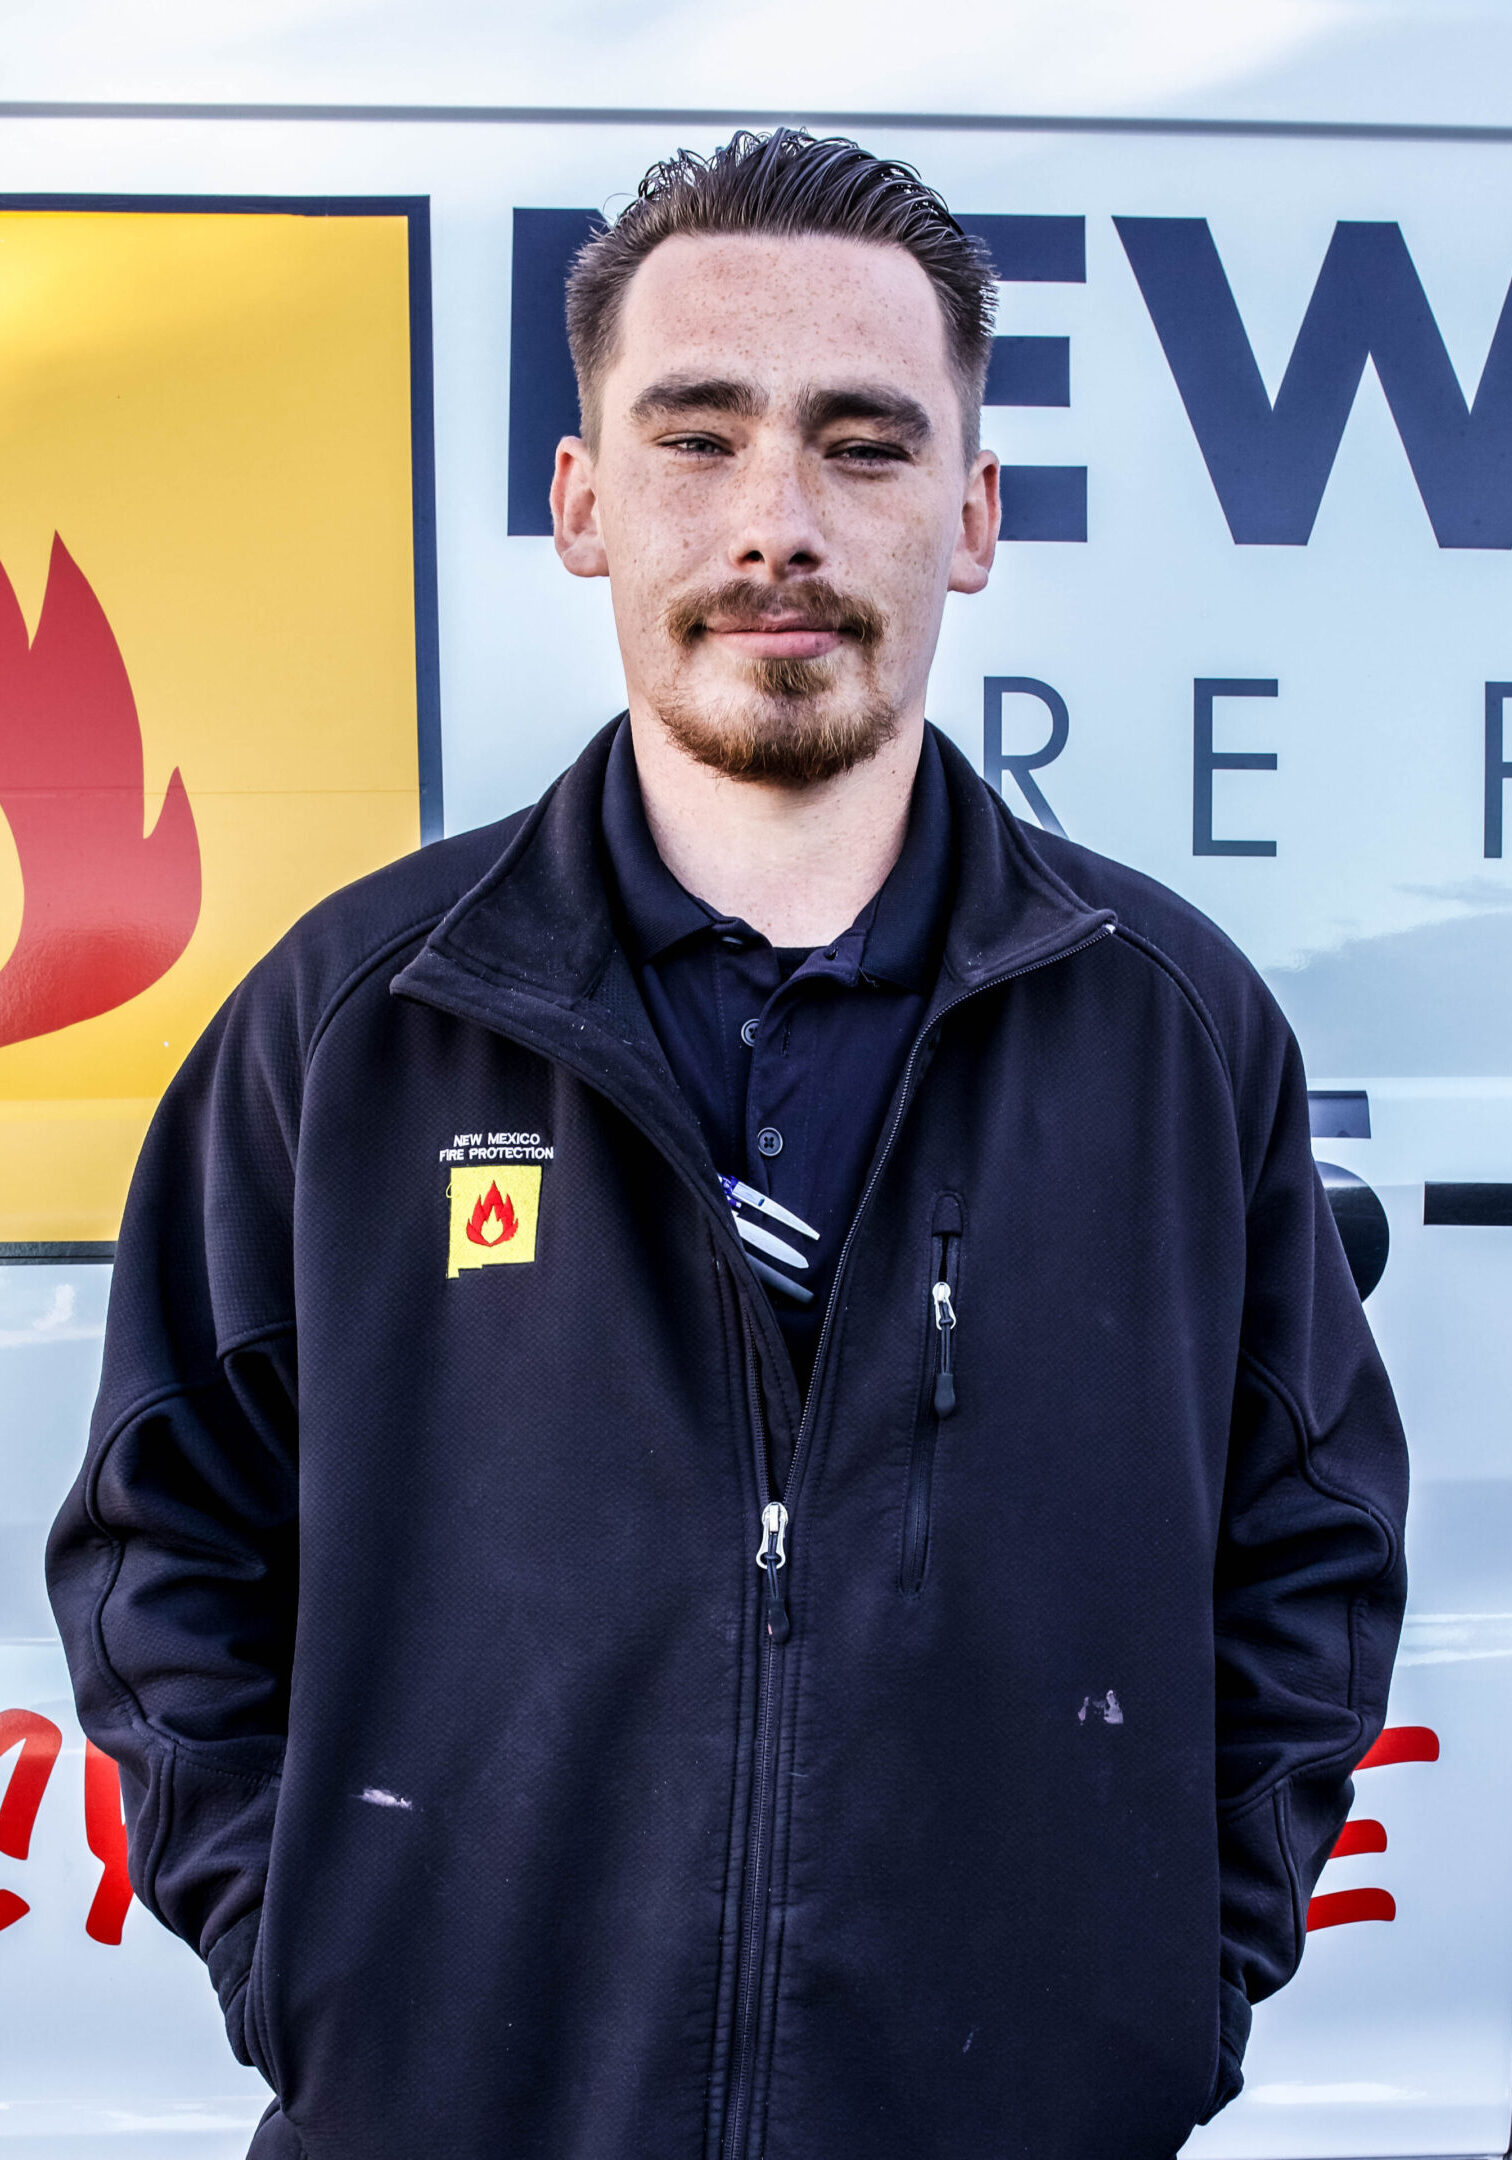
<box><xmin>722</xmin><ymin>1348</ymin><xmax>788</xmax><ymax>2160</ymax></box>
<box><xmin>900</xmin><ymin>1222</ymin><xmax>959</xmax><ymax>1595</ymax></box>
<box><xmin>720</xmin><ymin>916</ymin><xmax>1115</xmax><ymax>2160</ymax></box>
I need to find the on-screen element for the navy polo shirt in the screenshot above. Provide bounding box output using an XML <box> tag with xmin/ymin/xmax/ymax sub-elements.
<box><xmin>600</xmin><ymin>718</ymin><xmax>954</xmax><ymax>1411</ymax></box>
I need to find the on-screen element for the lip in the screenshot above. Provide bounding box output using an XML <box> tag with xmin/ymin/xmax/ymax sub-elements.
<box><xmin>708</xmin><ymin>625</ymin><xmax>848</xmax><ymax>659</ymax></box>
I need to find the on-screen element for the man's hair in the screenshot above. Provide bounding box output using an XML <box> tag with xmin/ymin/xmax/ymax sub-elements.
<box><xmin>565</xmin><ymin>128</ymin><xmax>998</xmax><ymax>461</ymax></box>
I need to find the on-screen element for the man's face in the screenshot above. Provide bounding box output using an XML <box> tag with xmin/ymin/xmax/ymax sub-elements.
<box><xmin>552</xmin><ymin>232</ymin><xmax>1000</xmax><ymax>784</ymax></box>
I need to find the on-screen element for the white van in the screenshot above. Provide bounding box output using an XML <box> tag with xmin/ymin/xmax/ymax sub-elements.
<box><xmin>2</xmin><ymin>23</ymin><xmax>1510</xmax><ymax>2154</ymax></box>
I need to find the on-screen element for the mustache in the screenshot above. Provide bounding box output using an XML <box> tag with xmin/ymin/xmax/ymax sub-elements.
<box><xmin>663</xmin><ymin>579</ymin><xmax>885</xmax><ymax>650</ymax></box>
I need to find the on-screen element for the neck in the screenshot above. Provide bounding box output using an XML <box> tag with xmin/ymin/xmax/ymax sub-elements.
<box><xmin>626</xmin><ymin>709</ymin><xmax>925</xmax><ymax>948</ymax></box>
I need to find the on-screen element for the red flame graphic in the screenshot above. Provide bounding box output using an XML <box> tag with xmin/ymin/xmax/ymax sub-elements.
<box><xmin>83</xmin><ymin>1740</ymin><xmax>133</xmax><ymax>1945</ymax></box>
<box><xmin>1303</xmin><ymin>1726</ymin><xmax>1441</xmax><ymax>1934</ymax></box>
<box><xmin>1329</xmin><ymin>1817</ymin><xmax>1387</xmax><ymax>1859</ymax></box>
<box><xmin>0</xmin><ymin>1708</ymin><xmax>62</xmax><ymax>1931</ymax></box>
<box><xmin>466</xmin><ymin>1182</ymin><xmax>518</xmax><ymax>1246</ymax></box>
<box><xmin>1307</xmin><ymin>1887</ymin><xmax>1397</xmax><ymax>1931</ymax></box>
<box><xmin>1356</xmin><ymin>1724</ymin><xmax>1439</xmax><ymax>1770</ymax></box>
<box><xmin>0</xmin><ymin>534</ymin><xmax>201</xmax><ymax>1047</ymax></box>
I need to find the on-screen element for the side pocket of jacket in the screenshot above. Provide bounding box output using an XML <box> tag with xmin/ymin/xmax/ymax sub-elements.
<box><xmin>208</xmin><ymin>1905</ymin><xmax>267</xmax><ymax>2076</ymax></box>
<box><xmin>243</xmin><ymin>1905</ymin><xmax>282</xmax><ymax>2093</ymax></box>
<box><xmin>1198</xmin><ymin>1974</ymin><xmax>1252</xmax><ymax>2123</ymax></box>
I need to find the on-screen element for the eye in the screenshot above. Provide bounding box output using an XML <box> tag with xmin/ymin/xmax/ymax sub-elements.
<box><xmin>830</xmin><ymin>438</ymin><xmax>910</xmax><ymax>466</ymax></box>
<box><xmin>660</xmin><ymin>432</ymin><xmax>730</xmax><ymax>458</ymax></box>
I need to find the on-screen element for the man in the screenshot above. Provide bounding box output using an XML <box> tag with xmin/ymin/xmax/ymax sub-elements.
<box><xmin>47</xmin><ymin>130</ymin><xmax>1408</xmax><ymax>2160</ymax></box>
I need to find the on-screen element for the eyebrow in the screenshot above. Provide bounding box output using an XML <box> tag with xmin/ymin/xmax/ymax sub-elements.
<box><xmin>795</xmin><ymin>384</ymin><xmax>933</xmax><ymax>449</ymax></box>
<box><xmin>627</xmin><ymin>375</ymin><xmax>768</xmax><ymax>425</ymax></box>
<box><xmin>626</xmin><ymin>374</ymin><xmax>933</xmax><ymax>450</ymax></box>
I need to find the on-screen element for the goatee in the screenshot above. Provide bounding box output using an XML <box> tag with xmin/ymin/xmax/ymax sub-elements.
<box><xmin>656</xmin><ymin>578</ymin><xmax>898</xmax><ymax>786</ymax></box>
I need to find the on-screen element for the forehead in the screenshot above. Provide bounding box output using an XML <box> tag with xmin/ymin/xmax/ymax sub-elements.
<box><xmin>607</xmin><ymin>232</ymin><xmax>955</xmax><ymax>404</ymax></box>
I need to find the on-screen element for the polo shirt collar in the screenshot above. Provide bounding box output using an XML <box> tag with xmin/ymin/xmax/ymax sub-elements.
<box><xmin>598</xmin><ymin>715</ymin><xmax>952</xmax><ymax>992</ymax></box>
<box><xmin>599</xmin><ymin>718</ymin><xmax>710</xmax><ymax>965</ymax></box>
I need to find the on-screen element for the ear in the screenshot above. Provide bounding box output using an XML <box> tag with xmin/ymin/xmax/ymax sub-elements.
<box><xmin>552</xmin><ymin>436</ymin><xmax>609</xmax><ymax>579</ymax></box>
<box><xmin>946</xmin><ymin>449</ymin><xmax>1001</xmax><ymax>596</ymax></box>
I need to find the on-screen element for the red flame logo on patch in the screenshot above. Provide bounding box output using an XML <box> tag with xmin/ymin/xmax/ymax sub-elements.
<box><xmin>0</xmin><ymin>534</ymin><xmax>201</xmax><ymax>1047</ymax></box>
<box><xmin>466</xmin><ymin>1182</ymin><xmax>517</xmax><ymax>1247</ymax></box>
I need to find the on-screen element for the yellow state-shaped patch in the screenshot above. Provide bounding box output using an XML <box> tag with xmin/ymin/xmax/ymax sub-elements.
<box><xmin>446</xmin><ymin>1164</ymin><xmax>542</xmax><ymax>1276</ymax></box>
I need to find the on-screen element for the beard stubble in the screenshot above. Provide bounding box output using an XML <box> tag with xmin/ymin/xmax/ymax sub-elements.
<box><xmin>655</xmin><ymin>578</ymin><xmax>899</xmax><ymax>786</ymax></box>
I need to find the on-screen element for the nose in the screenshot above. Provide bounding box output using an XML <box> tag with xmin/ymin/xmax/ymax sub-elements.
<box><xmin>726</xmin><ymin>439</ymin><xmax>825</xmax><ymax>578</ymax></box>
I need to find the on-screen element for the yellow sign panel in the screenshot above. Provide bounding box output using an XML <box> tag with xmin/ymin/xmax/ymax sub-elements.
<box><xmin>446</xmin><ymin>1166</ymin><xmax>543</xmax><ymax>1276</ymax></box>
<box><xmin>0</xmin><ymin>205</ymin><xmax>429</xmax><ymax>1244</ymax></box>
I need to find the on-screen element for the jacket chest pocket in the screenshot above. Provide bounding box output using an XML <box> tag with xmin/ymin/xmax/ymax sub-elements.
<box><xmin>899</xmin><ymin>1193</ymin><xmax>963</xmax><ymax>1595</ymax></box>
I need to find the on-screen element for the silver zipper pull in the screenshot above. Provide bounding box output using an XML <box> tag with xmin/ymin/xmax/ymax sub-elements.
<box><xmin>932</xmin><ymin>1281</ymin><xmax>958</xmax><ymax>1417</ymax></box>
<box><xmin>755</xmin><ymin>1502</ymin><xmax>791</xmax><ymax>1643</ymax></box>
<box><xmin>755</xmin><ymin>1501</ymin><xmax>788</xmax><ymax>1572</ymax></box>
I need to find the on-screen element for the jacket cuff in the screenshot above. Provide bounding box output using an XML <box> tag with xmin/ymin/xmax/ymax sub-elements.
<box><xmin>206</xmin><ymin>1907</ymin><xmax>262</xmax><ymax>2068</ymax></box>
<box><xmin>1198</xmin><ymin>1975</ymin><xmax>1252</xmax><ymax>2123</ymax></box>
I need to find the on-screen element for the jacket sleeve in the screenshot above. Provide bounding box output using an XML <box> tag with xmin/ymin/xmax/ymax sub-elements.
<box><xmin>1206</xmin><ymin>1015</ymin><xmax>1409</xmax><ymax>2113</ymax></box>
<box><xmin>45</xmin><ymin>957</ymin><xmax>305</xmax><ymax>2065</ymax></box>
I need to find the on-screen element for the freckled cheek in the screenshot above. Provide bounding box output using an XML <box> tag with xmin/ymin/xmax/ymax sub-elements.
<box><xmin>602</xmin><ymin>478</ymin><xmax>729</xmax><ymax>586</ymax></box>
<box><xmin>863</xmin><ymin>522</ymin><xmax>951</xmax><ymax>620</ymax></box>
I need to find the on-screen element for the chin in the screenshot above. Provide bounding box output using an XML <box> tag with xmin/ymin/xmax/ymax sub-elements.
<box><xmin>653</xmin><ymin>654</ymin><xmax>901</xmax><ymax>786</ymax></box>
<box><xmin>655</xmin><ymin>687</ymin><xmax>901</xmax><ymax>787</ymax></box>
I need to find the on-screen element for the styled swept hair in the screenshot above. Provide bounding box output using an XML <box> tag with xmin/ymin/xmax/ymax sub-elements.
<box><xmin>564</xmin><ymin>128</ymin><xmax>998</xmax><ymax>461</ymax></box>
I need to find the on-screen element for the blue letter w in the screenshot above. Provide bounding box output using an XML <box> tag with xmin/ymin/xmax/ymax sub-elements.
<box><xmin>1116</xmin><ymin>218</ymin><xmax>1512</xmax><ymax>548</ymax></box>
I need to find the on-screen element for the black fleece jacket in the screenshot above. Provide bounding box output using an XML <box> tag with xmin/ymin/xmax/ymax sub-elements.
<box><xmin>46</xmin><ymin>721</ymin><xmax>1408</xmax><ymax>2160</ymax></box>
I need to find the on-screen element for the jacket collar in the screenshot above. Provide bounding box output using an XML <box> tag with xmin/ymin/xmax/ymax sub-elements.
<box><xmin>394</xmin><ymin>714</ymin><xmax>1111</xmax><ymax>1029</ymax></box>
<box><xmin>391</xmin><ymin>717</ymin><xmax>1113</xmax><ymax>1427</ymax></box>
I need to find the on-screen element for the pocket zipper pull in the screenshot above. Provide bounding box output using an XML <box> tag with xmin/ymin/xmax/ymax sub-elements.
<box><xmin>931</xmin><ymin>1281</ymin><xmax>958</xmax><ymax>1417</ymax></box>
<box><xmin>755</xmin><ymin>1501</ymin><xmax>791</xmax><ymax>1643</ymax></box>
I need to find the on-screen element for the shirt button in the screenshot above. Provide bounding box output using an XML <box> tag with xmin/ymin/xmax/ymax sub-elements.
<box><xmin>740</xmin><ymin>1017</ymin><xmax>760</xmax><ymax>1047</ymax></box>
<box><xmin>720</xmin><ymin>933</ymin><xmax>746</xmax><ymax>950</ymax></box>
<box><xmin>756</xmin><ymin>1126</ymin><xmax>784</xmax><ymax>1158</ymax></box>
